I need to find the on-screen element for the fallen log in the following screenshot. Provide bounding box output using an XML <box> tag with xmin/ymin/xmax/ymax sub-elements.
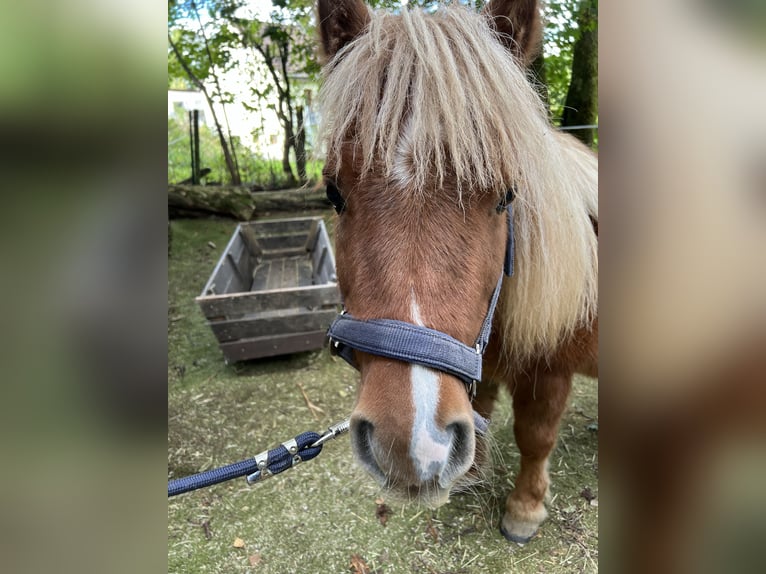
<box><xmin>251</xmin><ymin>187</ymin><xmax>331</xmax><ymax>212</ymax></box>
<box><xmin>168</xmin><ymin>185</ymin><xmax>255</xmax><ymax>221</ymax></box>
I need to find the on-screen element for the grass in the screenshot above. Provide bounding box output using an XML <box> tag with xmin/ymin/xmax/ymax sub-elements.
<box><xmin>168</xmin><ymin>212</ymin><xmax>598</xmax><ymax>573</ymax></box>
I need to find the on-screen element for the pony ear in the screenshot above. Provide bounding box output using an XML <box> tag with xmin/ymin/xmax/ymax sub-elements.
<box><xmin>483</xmin><ymin>0</ymin><xmax>542</xmax><ymax>67</ymax></box>
<box><xmin>317</xmin><ymin>0</ymin><xmax>371</xmax><ymax>63</ymax></box>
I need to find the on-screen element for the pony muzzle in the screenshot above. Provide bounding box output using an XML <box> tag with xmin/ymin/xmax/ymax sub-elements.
<box><xmin>349</xmin><ymin>412</ymin><xmax>476</xmax><ymax>497</ymax></box>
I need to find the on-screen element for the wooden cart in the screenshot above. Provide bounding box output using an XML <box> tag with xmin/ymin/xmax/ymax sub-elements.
<box><xmin>196</xmin><ymin>216</ymin><xmax>341</xmax><ymax>362</ymax></box>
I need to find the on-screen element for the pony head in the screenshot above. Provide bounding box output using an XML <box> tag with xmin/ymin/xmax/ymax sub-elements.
<box><xmin>317</xmin><ymin>0</ymin><xmax>596</xmax><ymax>505</ymax></box>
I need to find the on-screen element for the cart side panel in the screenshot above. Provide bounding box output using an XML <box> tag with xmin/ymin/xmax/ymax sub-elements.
<box><xmin>197</xmin><ymin>284</ymin><xmax>340</xmax><ymax>319</ymax></box>
<box><xmin>200</xmin><ymin>223</ymin><xmax>243</xmax><ymax>296</ymax></box>
<box><xmin>219</xmin><ymin>331</ymin><xmax>329</xmax><ymax>362</ymax></box>
<box><xmin>208</xmin><ymin>308</ymin><xmax>338</xmax><ymax>343</ymax></box>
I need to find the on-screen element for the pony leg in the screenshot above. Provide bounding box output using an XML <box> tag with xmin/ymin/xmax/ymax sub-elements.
<box><xmin>473</xmin><ymin>377</ymin><xmax>501</xmax><ymax>419</ymax></box>
<box><xmin>501</xmin><ymin>368</ymin><xmax>572</xmax><ymax>543</ymax></box>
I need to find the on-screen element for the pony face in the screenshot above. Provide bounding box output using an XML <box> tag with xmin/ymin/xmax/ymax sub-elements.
<box><xmin>327</xmin><ymin>164</ymin><xmax>508</xmax><ymax>503</ymax></box>
<box><xmin>316</xmin><ymin>0</ymin><xmax>584</xmax><ymax>504</ymax></box>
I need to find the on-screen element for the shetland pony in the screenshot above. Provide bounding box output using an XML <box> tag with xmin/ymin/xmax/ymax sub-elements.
<box><xmin>316</xmin><ymin>0</ymin><xmax>597</xmax><ymax>543</ymax></box>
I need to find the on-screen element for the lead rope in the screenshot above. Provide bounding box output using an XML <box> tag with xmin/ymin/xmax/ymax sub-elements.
<box><xmin>167</xmin><ymin>420</ymin><xmax>350</xmax><ymax>497</ymax></box>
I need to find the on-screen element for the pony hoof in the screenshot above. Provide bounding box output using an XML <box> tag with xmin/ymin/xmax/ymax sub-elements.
<box><xmin>500</xmin><ymin>524</ymin><xmax>537</xmax><ymax>545</ymax></box>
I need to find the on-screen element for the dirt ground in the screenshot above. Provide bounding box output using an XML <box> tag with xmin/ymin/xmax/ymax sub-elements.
<box><xmin>168</xmin><ymin>213</ymin><xmax>598</xmax><ymax>573</ymax></box>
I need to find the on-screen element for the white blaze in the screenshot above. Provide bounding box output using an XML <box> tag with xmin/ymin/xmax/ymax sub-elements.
<box><xmin>410</xmin><ymin>290</ymin><xmax>424</xmax><ymax>326</ymax></box>
<box><xmin>409</xmin><ymin>291</ymin><xmax>451</xmax><ymax>479</ymax></box>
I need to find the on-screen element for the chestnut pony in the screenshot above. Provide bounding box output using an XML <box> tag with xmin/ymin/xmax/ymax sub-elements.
<box><xmin>317</xmin><ymin>0</ymin><xmax>597</xmax><ymax>543</ymax></box>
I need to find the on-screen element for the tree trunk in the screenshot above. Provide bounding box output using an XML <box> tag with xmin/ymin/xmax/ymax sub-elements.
<box><xmin>282</xmin><ymin>122</ymin><xmax>297</xmax><ymax>186</ymax></box>
<box><xmin>191</xmin><ymin>0</ymin><xmax>241</xmax><ymax>184</ymax></box>
<box><xmin>244</xmin><ymin>31</ymin><xmax>299</xmax><ymax>187</ymax></box>
<box><xmin>295</xmin><ymin>106</ymin><xmax>307</xmax><ymax>183</ymax></box>
<box><xmin>250</xmin><ymin>187</ymin><xmax>331</xmax><ymax>213</ymax></box>
<box><xmin>170</xmin><ymin>185</ymin><xmax>333</xmax><ymax>216</ymax></box>
<box><xmin>255</xmin><ymin>43</ymin><xmax>296</xmax><ymax>186</ymax></box>
<box><xmin>561</xmin><ymin>0</ymin><xmax>598</xmax><ymax>147</ymax></box>
<box><xmin>278</xmin><ymin>40</ymin><xmax>298</xmax><ymax>186</ymax></box>
<box><xmin>168</xmin><ymin>185</ymin><xmax>255</xmax><ymax>220</ymax></box>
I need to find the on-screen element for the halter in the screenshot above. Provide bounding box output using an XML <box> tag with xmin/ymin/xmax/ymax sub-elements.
<box><xmin>327</xmin><ymin>188</ymin><xmax>515</xmax><ymax>404</ymax></box>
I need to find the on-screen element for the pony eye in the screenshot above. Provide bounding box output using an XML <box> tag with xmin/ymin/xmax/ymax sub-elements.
<box><xmin>496</xmin><ymin>185</ymin><xmax>516</xmax><ymax>213</ymax></box>
<box><xmin>326</xmin><ymin>181</ymin><xmax>346</xmax><ymax>214</ymax></box>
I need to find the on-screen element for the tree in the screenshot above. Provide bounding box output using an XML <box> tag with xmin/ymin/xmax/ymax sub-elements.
<box><xmin>167</xmin><ymin>0</ymin><xmax>598</xmax><ymax>187</ymax></box>
<box><xmin>234</xmin><ymin>20</ymin><xmax>305</xmax><ymax>185</ymax></box>
<box><xmin>560</xmin><ymin>0</ymin><xmax>598</xmax><ymax>146</ymax></box>
<box><xmin>168</xmin><ymin>0</ymin><xmax>242</xmax><ymax>184</ymax></box>
<box><xmin>537</xmin><ymin>1</ymin><xmax>578</xmax><ymax>118</ymax></box>
<box><xmin>214</xmin><ymin>0</ymin><xmax>321</xmax><ymax>186</ymax></box>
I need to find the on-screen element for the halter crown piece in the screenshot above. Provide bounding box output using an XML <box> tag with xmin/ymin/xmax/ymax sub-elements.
<box><xmin>327</xmin><ymin>190</ymin><xmax>516</xmax><ymax>421</ymax></box>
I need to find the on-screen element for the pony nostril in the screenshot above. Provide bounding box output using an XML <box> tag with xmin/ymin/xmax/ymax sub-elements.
<box><xmin>355</xmin><ymin>419</ymin><xmax>374</xmax><ymax>453</ymax></box>
<box><xmin>442</xmin><ymin>420</ymin><xmax>475</xmax><ymax>485</ymax></box>
<box><xmin>351</xmin><ymin>418</ymin><xmax>387</xmax><ymax>483</ymax></box>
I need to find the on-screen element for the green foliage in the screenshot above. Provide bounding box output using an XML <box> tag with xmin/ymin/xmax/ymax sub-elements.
<box><xmin>168</xmin><ymin>1</ymin><xmax>238</xmax><ymax>89</ymax></box>
<box><xmin>168</xmin><ymin>0</ymin><xmax>597</xmax><ymax>182</ymax></box>
<box><xmin>235</xmin><ymin>2</ymin><xmax>322</xmax><ymax>82</ymax></box>
<box><xmin>542</xmin><ymin>0</ymin><xmax>589</xmax><ymax>122</ymax></box>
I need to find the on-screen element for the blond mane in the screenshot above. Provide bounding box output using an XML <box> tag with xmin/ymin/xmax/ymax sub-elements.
<box><xmin>319</xmin><ymin>5</ymin><xmax>598</xmax><ymax>359</ymax></box>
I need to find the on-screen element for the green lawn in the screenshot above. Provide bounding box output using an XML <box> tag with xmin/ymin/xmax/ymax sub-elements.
<box><xmin>168</xmin><ymin>213</ymin><xmax>598</xmax><ymax>573</ymax></box>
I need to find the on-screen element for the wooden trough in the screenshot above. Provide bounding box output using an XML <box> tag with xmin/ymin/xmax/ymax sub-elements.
<box><xmin>196</xmin><ymin>216</ymin><xmax>341</xmax><ymax>362</ymax></box>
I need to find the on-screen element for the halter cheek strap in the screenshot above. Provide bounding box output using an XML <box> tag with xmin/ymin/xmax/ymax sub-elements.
<box><xmin>327</xmin><ymin>202</ymin><xmax>515</xmax><ymax>404</ymax></box>
<box><xmin>504</xmin><ymin>202</ymin><xmax>515</xmax><ymax>277</ymax></box>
